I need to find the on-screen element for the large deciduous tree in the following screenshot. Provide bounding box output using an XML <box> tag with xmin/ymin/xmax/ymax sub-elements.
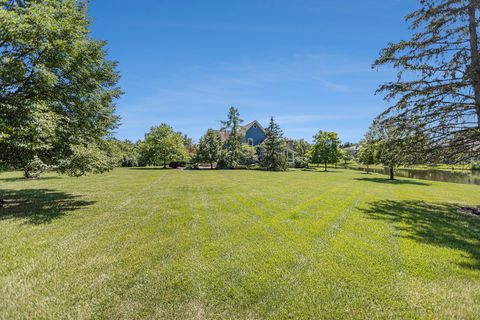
<box><xmin>140</xmin><ymin>124</ymin><xmax>187</xmax><ymax>168</ymax></box>
<box><xmin>373</xmin><ymin>0</ymin><xmax>480</xmax><ymax>163</ymax></box>
<box><xmin>310</xmin><ymin>131</ymin><xmax>342</xmax><ymax>172</ymax></box>
<box><xmin>0</xmin><ymin>0</ymin><xmax>122</xmax><ymax>178</ymax></box>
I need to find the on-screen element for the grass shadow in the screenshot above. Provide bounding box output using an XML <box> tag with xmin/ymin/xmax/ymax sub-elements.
<box><xmin>355</xmin><ymin>177</ymin><xmax>430</xmax><ymax>186</ymax></box>
<box><xmin>0</xmin><ymin>176</ymin><xmax>62</xmax><ymax>182</ymax></box>
<box><xmin>0</xmin><ymin>189</ymin><xmax>95</xmax><ymax>224</ymax></box>
<box><xmin>301</xmin><ymin>168</ymin><xmax>340</xmax><ymax>173</ymax></box>
<box><xmin>128</xmin><ymin>167</ymin><xmax>171</xmax><ymax>171</ymax></box>
<box><xmin>361</xmin><ymin>200</ymin><xmax>480</xmax><ymax>270</ymax></box>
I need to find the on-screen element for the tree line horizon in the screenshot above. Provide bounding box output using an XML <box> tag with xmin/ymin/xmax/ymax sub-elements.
<box><xmin>0</xmin><ymin>0</ymin><xmax>479</xmax><ymax>181</ymax></box>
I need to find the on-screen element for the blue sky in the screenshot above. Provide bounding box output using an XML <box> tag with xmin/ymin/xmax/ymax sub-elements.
<box><xmin>88</xmin><ymin>0</ymin><xmax>416</xmax><ymax>143</ymax></box>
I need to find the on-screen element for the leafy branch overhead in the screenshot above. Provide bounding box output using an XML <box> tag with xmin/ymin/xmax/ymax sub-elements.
<box><xmin>0</xmin><ymin>0</ymin><xmax>122</xmax><ymax>177</ymax></box>
<box><xmin>373</xmin><ymin>0</ymin><xmax>480</xmax><ymax>162</ymax></box>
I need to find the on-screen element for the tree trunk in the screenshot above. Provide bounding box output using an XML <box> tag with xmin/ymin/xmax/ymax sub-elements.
<box><xmin>468</xmin><ymin>0</ymin><xmax>480</xmax><ymax>127</ymax></box>
<box><xmin>389</xmin><ymin>167</ymin><xmax>395</xmax><ymax>180</ymax></box>
<box><xmin>210</xmin><ymin>162</ymin><xmax>213</xmax><ymax>169</ymax></box>
<box><xmin>24</xmin><ymin>167</ymin><xmax>32</xmax><ymax>179</ymax></box>
<box><xmin>324</xmin><ymin>162</ymin><xmax>327</xmax><ymax>172</ymax></box>
<box><xmin>366</xmin><ymin>164</ymin><xmax>370</xmax><ymax>174</ymax></box>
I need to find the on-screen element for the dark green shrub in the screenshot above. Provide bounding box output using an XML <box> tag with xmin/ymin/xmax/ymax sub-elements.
<box><xmin>169</xmin><ymin>161</ymin><xmax>187</xmax><ymax>169</ymax></box>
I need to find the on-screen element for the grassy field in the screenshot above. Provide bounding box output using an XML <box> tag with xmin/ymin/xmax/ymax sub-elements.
<box><xmin>1</xmin><ymin>168</ymin><xmax>480</xmax><ymax>319</ymax></box>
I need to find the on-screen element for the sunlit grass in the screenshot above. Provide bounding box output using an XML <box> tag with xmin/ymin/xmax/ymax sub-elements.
<box><xmin>1</xmin><ymin>168</ymin><xmax>479</xmax><ymax>319</ymax></box>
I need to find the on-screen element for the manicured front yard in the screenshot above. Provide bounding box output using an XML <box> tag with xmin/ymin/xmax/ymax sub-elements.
<box><xmin>1</xmin><ymin>168</ymin><xmax>479</xmax><ymax>319</ymax></box>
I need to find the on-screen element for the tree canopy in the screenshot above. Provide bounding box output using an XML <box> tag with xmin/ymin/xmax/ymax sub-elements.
<box><xmin>0</xmin><ymin>0</ymin><xmax>122</xmax><ymax>177</ymax></box>
<box><xmin>197</xmin><ymin>129</ymin><xmax>221</xmax><ymax>169</ymax></box>
<box><xmin>310</xmin><ymin>131</ymin><xmax>342</xmax><ymax>171</ymax></box>
<box><xmin>373</xmin><ymin>0</ymin><xmax>480</xmax><ymax>163</ymax></box>
<box><xmin>293</xmin><ymin>139</ymin><xmax>310</xmax><ymax>158</ymax></box>
<box><xmin>141</xmin><ymin>124</ymin><xmax>187</xmax><ymax>168</ymax></box>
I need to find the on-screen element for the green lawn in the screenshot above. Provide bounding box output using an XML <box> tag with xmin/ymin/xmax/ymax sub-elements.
<box><xmin>1</xmin><ymin>168</ymin><xmax>479</xmax><ymax>319</ymax></box>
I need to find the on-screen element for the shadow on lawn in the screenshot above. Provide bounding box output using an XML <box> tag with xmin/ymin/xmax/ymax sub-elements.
<box><xmin>362</xmin><ymin>200</ymin><xmax>480</xmax><ymax>270</ymax></box>
<box><xmin>0</xmin><ymin>176</ymin><xmax>62</xmax><ymax>182</ymax></box>
<box><xmin>0</xmin><ymin>189</ymin><xmax>95</xmax><ymax>224</ymax></box>
<box><xmin>355</xmin><ymin>177</ymin><xmax>430</xmax><ymax>186</ymax></box>
<box><xmin>301</xmin><ymin>168</ymin><xmax>340</xmax><ymax>173</ymax></box>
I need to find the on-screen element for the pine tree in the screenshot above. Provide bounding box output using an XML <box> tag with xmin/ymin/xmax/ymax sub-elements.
<box><xmin>220</xmin><ymin>107</ymin><xmax>243</xmax><ymax>168</ymax></box>
<box><xmin>261</xmin><ymin>117</ymin><xmax>287</xmax><ymax>171</ymax></box>
<box><xmin>373</xmin><ymin>0</ymin><xmax>480</xmax><ymax>163</ymax></box>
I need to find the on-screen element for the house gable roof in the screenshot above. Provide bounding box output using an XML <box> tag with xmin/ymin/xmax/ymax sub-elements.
<box><xmin>242</xmin><ymin>120</ymin><xmax>266</xmax><ymax>134</ymax></box>
<box><xmin>217</xmin><ymin>120</ymin><xmax>266</xmax><ymax>142</ymax></box>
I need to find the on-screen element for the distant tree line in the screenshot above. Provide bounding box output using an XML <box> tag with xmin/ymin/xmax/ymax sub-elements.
<box><xmin>69</xmin><ymin>107</ymin><xmax>350</xmax><ymax>174</ymax></box>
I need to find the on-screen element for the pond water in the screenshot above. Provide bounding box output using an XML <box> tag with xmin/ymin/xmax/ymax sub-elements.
<box><xmin>349</xmin><ymin>166</ymin><xmax>480</xmax><ymax>185</ymax></box>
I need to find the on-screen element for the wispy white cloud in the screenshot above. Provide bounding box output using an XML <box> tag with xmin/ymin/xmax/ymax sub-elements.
<box><xmin>118</xmin><ymin>52</ymin><xmax>392</xmax><ymax>141</ymax></box>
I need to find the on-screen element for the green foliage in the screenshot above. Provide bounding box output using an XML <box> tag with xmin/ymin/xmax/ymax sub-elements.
<box><xmin>57</xmin><ymin>145</ymin><xmax>115</xmax><ymax>177</ymax></box>
<box><xmin>294</xmin><ymin>156</ymin><xmax>309</xmax><ymax>168</ymax></box>
<box><xmin>197</xmin><ymin>129</ymin><xmax>221</xmax><ymax>168</ymax></box>
<box><xmin>309</xmin><ymin>131</ymin><xmax>342</xmax><ymax>171</ymax></box>
<box><xmin>182</xmin><ymin>134</ymin><xmax>197</xmax><ymax>162</ymax></box>
<box><xmin>260</xmin><ymin>117</ymin><xmax>287</xmax><ymax>171</ymax></box>
<box><xmin>221</xmin><ymin>107</ymin><xmax>243</xmax><ymax>168</ymax></box>
<box><xmin>0</xmin><ymin>0</ymin><xmax>122</xmax><ymax>177</ymax></box>
<box><xmin>140</xmin><ymin>124</ymin><xmax>188</xmax><ymax>167</ymax></box>
<box><xmin>365</xmin><ymin>121</ymin><xmax>431</xmax><ymax>179</ymax></box>
<box><xmin>292</xmin><ymin>139</ymin><xmax>310</xmax><ymax>158</ymax></box>
<box><xmin>358</xmin><ymin>130</ymin><xmax>379</xmax><ymax>172</ymax></box>
<box><xmin>239</xmin><ymin>145</ymin><xmax>258</xmax><ymax>166</ymax></box>
<box><xmin>373</xmin><ymin>0</ymin><xmax>480</xmax><ymax>162</ymax></box>
<box><xmin>102</xmin><ymin>139</ymin><xmax>139</xmax><ymax>167</ymax></box>
<box><xmin>23</xmin><ymin>156</ymin><xmax>49</xmax><ymax>179</ymax></box>
<box><xmin>341</xmin><ymin>149</ymin><xmax>353</xmax><ymax>165</ymax></box>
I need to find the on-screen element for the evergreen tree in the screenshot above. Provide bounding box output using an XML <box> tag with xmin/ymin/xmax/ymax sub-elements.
<box><xmin>261</xmin><ymin>117</ymin><xmax>288</xmax><ymax>171</ymax></box>
<box><xmin>220</xmin><ymin>107</ymin><xmax>243</xmax><ymax>168</ymax></box>
<box><xmin>373</xmin><ymin>0</ymin><xmax>480</xmax><ymax>163</ymax></box>
<box><xmin>197</xmin><ymin>129</ymin><xmax>221</xmax><ymax>169</ymax></box>
<box><xmin>310</xmin><ymin>131</ymin><xmax>342</xmax><ymax>172</ymax></box>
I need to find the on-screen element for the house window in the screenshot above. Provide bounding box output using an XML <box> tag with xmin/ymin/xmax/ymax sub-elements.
<box><xmin>253</xmin><ymin>125</ymin><xmax>257</xmax><ymax>129</ymax></box>
<box><xmin>248</xmin><ymin>138</ymin><xmax>254</xmax><ymax>146</ymax></box>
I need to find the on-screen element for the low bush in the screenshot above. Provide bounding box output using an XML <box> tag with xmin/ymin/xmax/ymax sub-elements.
<box><xmin>294</xmin><ymin>157</ymin><xmax>309</xmax><ymax>168</ymax></box>
<box><xmin>169</xmin><ymin>161</ymin><xmax>187</xmax><ymax>169</ymax></box>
